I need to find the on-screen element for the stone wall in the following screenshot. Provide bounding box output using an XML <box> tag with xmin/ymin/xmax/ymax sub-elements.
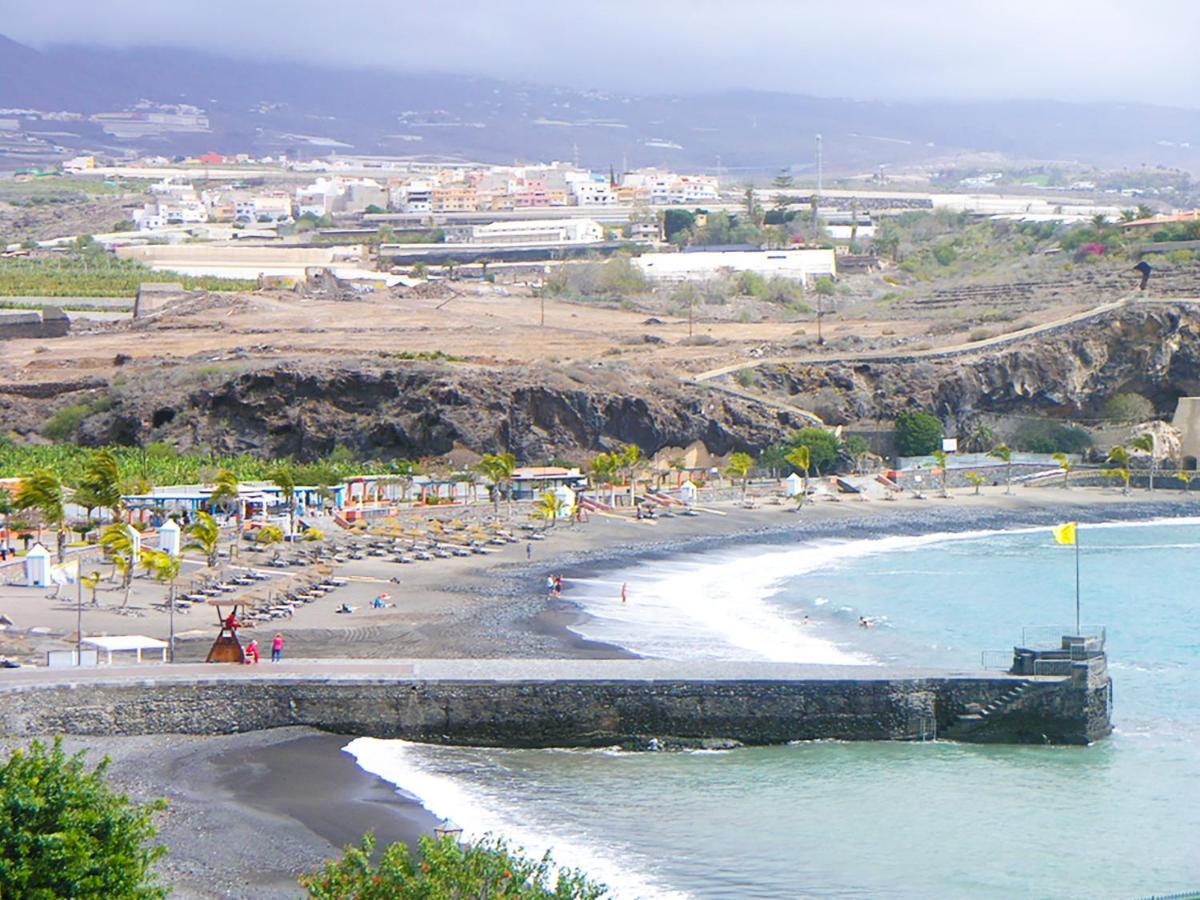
<box><xmin>0</xmin><ymin>671</ymin><xmax>1110</xmax><ymax>747</ymax></box>
<box><xmin>0</xmin><ymin>307</ymin><xmax>69</xmax><ymax>340</ymax></box>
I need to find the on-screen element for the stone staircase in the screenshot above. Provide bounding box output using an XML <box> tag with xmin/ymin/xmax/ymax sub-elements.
<box><xmin>944</xmin><ymin>681</ymin><xmax>1032</xmax><ymax>740</ymax></box>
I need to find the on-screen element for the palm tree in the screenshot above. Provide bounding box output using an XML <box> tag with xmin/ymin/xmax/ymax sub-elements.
<box><xmin>589</xmin><ymin>453</ymin><xmax>618</xmax><ymax>507</ymax></box>
<box><xmin>271</xmin><ymin>464</ymin><xmax>297</xmax><ymax>535</ymax></box>
<box><xmin>210</xmin><ymin>468</ymin><xmax>241</xmax><ymax>532</ymax></box>
<box><xmin>476</xmin><ymin>452</ymin><xmax>516</xmax><ymax>516</ymax></box>
<box><xmin>785</xmin><ymin>445</ymin><xmax>811</xmax><ymax>498</ymax></box>
<box><xmin>1052</xmin><ymin>452</ymin><xmax>1073</xmax><ymax>488</ymax></box>
<box><xmin>1130</xmin><ymin>433</ymin><xmax>1156</xmax><ymax>491</ymax></box>
<box><xmin>965</xmin><ymin>472</ymin><xmax>986</xmax><ymax>495</ymax></box>
<box><xmin>931</xmin><ymin>449</ymin><xmax>950</xmax><ymax>497</ymax></box>
<box><xmin>0</xmin><ymin>490</ymin><xmax>11</xmax><ymax>557</ymax></box>
<box><xmin>1106</xmin><ymin>446</ymin><xmax>1132</xmax><ymax>494</ymax></box>
<box><xmin>99</xmin><ymin>523</ymin><xmax>137</xmax><ymax>608</ymax></box>
<box><xmin>81</xmin><ymin>449</ymin><xmax>123</xmax><ymax>522</ymax></box>
<box><xmin>988</xmin><ymin>444</ymin><xmax>1014</xmax><ymax>495</ymax></box>
<box><xmin>619</xmin><ymin>444</ymin><xmax>642</xmax><ymax>507</ymax></box>
<box><xmin>185</xmin><ymin>511</ymin><xmax>221</xmax><ymax>568</ymax></box>
<box><xmin>533</xmin><ymin>490</ymin><xmax>567</xmax><ymax>527</ymax></box>
<box><xmin>257</xmin><ymin>524</ymin><xmax>285</xmax><ymax>561</ymax></box>
<box><xmin>80</xmin><ymin>569</ymin><xmax>103</xmax><ymax>607</ymax></box>
<box><xmin>14</xmin><ymin>469</ymin><xmax>65</xmax><ymax>558</ymax></box>
<box><xmin>725</xmin><ymin>452</ymin><xmax>754</xmax><ymax>502</ymax></box>
<box><xmin>145</xmin><ymin>549</ymin><xmax>182</xmax><ymax>662</ymax></box>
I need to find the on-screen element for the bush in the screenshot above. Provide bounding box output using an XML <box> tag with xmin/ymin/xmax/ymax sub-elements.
<box><xmin>1102</xmin><ymin>392</ymin><xmax>1154</xmax><ymax>423</ymax></box>
<box><xmin>894</xmin><ymin>410</ymin><xmax>943</xmax><ymax>456</ymax></box>
<box><xmin>0</xmin><ymin>738</ymin><xmax>166</xmax><ymax>898</ymax></box>
<box><xmin>1011</xmin><ymin>420</ymin><xmax>1093</xmax><ymax>454</ymax></box>
<box><xmin>790</xmin><ymin>427</ymin><xmax>841</xmax><ymax>473</ymax></box>
<box><xmin>300</xmin><ymin>833</ymin><xmax>606</xmax><ymax>899</ymax></box>
<box><xmin>814</xmin><ymin>276</ymin><xmax>836</xmax><ymax>296</ymax></box>
<box><xmin>41</xmin><ymin>403</ymin><xmax>91</xmax><ymax>441</ymax></box>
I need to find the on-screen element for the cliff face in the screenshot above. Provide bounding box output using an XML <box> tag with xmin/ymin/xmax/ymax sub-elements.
<box><xmin>7</xmin><ymin>304</ymin><xmax>1200</xmax><ymax>460</ymax></box>
<box><xmin>72</xmin><ymin>363</ymin><xmax>809</xmax><ymax>461</ymax></box>
<box><xmin>754</xmin><ymin>305</ymin><xmax>1200</xmax><ymax>428</ymax></box>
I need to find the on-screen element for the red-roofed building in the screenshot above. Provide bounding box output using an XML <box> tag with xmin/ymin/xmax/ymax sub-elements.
<box><xmin>197</xmin><ymin>151</ymin><xmax>226</xmax><ymax>165</ymax></box>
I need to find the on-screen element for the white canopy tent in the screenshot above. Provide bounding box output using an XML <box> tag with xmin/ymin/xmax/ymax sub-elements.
<box><xmin>81</xmin><ymin>634</ymin><xmax>168</xmax><ymax>664</ymax></box>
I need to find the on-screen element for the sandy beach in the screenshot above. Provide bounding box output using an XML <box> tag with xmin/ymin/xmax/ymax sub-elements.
<box><xmin>3</xmin><ymin>485</ymin><xmax>1198</xmax><ymax>897</ymax></box>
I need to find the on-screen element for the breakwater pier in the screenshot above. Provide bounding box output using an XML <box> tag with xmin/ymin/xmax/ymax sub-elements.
<box><xmin>0</xmin><ymin>640</ymin><xmax>1111</xmax><ymax>746</ymax></box>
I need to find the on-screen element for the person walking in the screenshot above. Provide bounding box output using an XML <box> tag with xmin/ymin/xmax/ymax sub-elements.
<box><xmin>526</xmin><ymin>542</ymin><xmax>532</xmax><ymax>561</ymax></box>
<box><xmin>271</xmin><ymin>633</ymin><xmax>284</xmax><ymax>663</ymax></box>
<box><xmin>245</xmin><ymin>638</ymin><xmax>260</xmax><ymax>664</ymax></box>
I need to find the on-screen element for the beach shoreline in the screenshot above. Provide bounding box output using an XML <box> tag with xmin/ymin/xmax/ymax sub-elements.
<box><xmin>5</xmin><ymin>489</ymin><xmax>1200</xmax><ymax>896</ymax></box>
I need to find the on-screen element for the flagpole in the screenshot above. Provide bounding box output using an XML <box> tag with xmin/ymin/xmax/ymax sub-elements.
<box><xmin>1074</xmin><ymin>526</ymin><xmax>1081</xmax><ymax>637</ymax></box>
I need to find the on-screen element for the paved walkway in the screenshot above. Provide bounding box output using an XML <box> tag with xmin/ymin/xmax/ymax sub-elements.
<box><xmin>0</xmin><ymin>657</ymin><xmax>1039</xmax><ymax>690</ymax></box>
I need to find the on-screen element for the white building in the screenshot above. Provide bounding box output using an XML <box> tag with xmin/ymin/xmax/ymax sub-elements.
<box><xmin>235</xmin><ymin>194</ymin><xmax>293</xmax><ymax>222</ymax></box>
<box><xmin>566</xmin><ymin>174</ymin><xmax>615</xmax><ymax>207</ymax></box>
<box><xmin>469</xmin><ymin>218</ymin><xmax>604</xmax><ymax>245</ymax></box>
<box><xmin>634</xmin><ymin>249</ymin><xmax>838</xmax><ymax>284</ymax></box>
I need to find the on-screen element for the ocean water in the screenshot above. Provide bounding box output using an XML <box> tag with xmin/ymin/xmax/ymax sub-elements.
<box><xmin>347</xmin><ymin>520</ymin><xmax>1200</xmax><ymax>898</ymax></box>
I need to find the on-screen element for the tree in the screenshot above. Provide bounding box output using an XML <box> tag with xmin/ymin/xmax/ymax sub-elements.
<box><xmin>1106</xmin><ymin>446</ymin><xmax>1132</xmax><ymax>494</ymax></box>
<box><xmin>301</xmin><ymin>833</ymin><xmax>606</xmax><ymax>900</ymax></box>
<box><xmin>80</xmin><ymin>569</ymin><xmax>103</xmax><ymax>606</ymax></box>
<box><xmin>145</xmin><ymin>549</ymin><xmax>181</xmax><ymax>661</ymax></box>
<box><xmin>725</xmin><ymin>452</ymin><xmax>754</xmax><ymax>501</ymax></box>
<box><xmin>588</xmin><ymin>452</ymin><xmax>619</xmax><ymax>506</ymax></box>
<box><xmin>931</xmin><ymin>449</ymin><xmax>950</xmax><ymax>497</ymax></box>
<box><xmin>1052</xmin><ymin>451</ymin><xmax>1073</xmax><ymax>487</ymax></box>
<box><xmin>271</xmin><ymin>464</ymin><xmax>297</xmax><ymax>535</ymax></box>
<box><xmin>185</xmin><ymin>510</ymin><xmax>221</xmax><ymax>568</ymax></box>
<box><xmin>988</xmin><ymin>444</ymin><xmax>1014</xmax><ymax>495</ymax></box>
<box><xmin>618</xmin><ymin>444</ymin><xmax>642</xmax><ymax>506</ymax></box>
<box><xmin>99</xmin><ymin>523</ymin><xmax>137</xmax><ymax>607</ymax></box>
<box><xmin>80</xmin><ymin>449</ymin><xmax>124</xmax><ymax>522</ymax></box>
<box><xmin>894</xmin><ymin>411</ymin><xmax>943</xmax><ymax>457</ymax></box>
<box><xmin>0</xmin><ymin>738</ymin><xmax>166</xmax><ymax>899</ymax></box>
<box><xmin>257</xmin><ymin>524</ymin><xmax>285</xmax><ymax>560</ymax></box>
<box><xmin>788</xmin><ymin>428</ymin><xmax>840</xmax><ymax>474</ymax></box>
<box><xmin>476</xmin><ymin>452</ymin><xmax>516</xmax><ymax>516</ymax></box>
<box><xmin>785</xmin><ymin>445</ymin><xmax>811</xmax><ymax>497</ymax></box>
<box><xmin>14</xmin><ymin>469</ymin><xmax>65</xmax><ymax>558</ymax></box>
<box><xmin>533</xmin><ymin>489</ymin><xmax>567</xmax><ymax>527</ymax></box>
<box><xmin>1130</xmin><ymin>433</ymin><xmax>1156</xmax><ymax>491</ymax></box>
<box><xmin>209</xmin><ymin>468</ymin><xmax>241</xmax><ymax>532</ymax></box>
<box><xmin>1102</xmin><ymin>393</ymin><xmax>1154</xmax><ymax>424</ymax></box>
<box><xmin>965</xmin><ymin>471</ymin><xmax>986</xmax><ymax>495</ymax></box>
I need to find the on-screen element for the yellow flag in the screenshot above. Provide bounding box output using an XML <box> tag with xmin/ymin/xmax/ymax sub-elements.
<box><xmin>1052</xmin><ymin>522</ymin><xmax>1077</xmax><ymax>546</ymax></box>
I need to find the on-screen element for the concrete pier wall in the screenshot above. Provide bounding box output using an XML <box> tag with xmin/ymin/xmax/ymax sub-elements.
<box><xmin>0</xmin><ymin>658</ymin><xmax>1112</xmax><ymax>746</ymax></box>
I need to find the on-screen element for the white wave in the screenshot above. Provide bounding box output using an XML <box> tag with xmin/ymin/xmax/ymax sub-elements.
<box><xmin>344</xmin><ymin>738</ymin><xmax>688</xmax><ymax>899</ymax></box>
<box><xmin>563</xmin><ymin>517</ymin><xmax>1200</xmax><ymax>665</ymax></box>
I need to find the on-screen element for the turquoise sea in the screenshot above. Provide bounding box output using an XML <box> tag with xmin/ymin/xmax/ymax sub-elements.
<box><xmin>348</xmin><ymin>520</ymin><xmax>1200</xmax><ymax>898</ymax></box>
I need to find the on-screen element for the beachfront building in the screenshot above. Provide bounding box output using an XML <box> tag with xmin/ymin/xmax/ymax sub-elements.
<box><xmin>122</xmin><ymin>481</ymin><xmax>345</xmax><ymax>523</ymax></box>
<box><xmin>634</xmin><ymin>248</ymin><xmax>838</xmax><ymax>285</ymax></box>
<box><xmin>510</xmin><ymin>467</ymin><xmax>588</xmax><ymax>502</ymax></box>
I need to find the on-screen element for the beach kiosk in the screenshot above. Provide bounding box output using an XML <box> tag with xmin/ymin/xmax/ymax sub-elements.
<box><xmin>679</xmin><ymin>480</ymin><xmax>698</xmax><ymax>506</ymax></box>
<box><xmin>159</xmin><ymin>518</ymin><xmax>181</xmax><ymax>557</ymax></box>
<box><xmin>24</xmin><ymin>543</ymin><xmax>51</xmax><ymax>587</ymax></box>
<box><xmin>785</xmin><ymin>472</ymin><xmax>804</xmax><ymax>497</ymax></box>
<box><xmin>205</xmin><ymin>599</ymin><xmax>246</xmax><ymax>663</ymax></box>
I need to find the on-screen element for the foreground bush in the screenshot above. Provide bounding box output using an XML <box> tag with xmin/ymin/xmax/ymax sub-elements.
<box><xmin>0</xmin><ymin>738</ymin><xmax>166</xmax><ymax>899</ymax></box>
<box><xmin>301</xmin><ymin>833</ymin><xmax>608</xmax><ymax>899</ymax></box>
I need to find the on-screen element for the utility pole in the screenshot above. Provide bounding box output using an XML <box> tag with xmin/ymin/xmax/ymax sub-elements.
<box><xmin>75</xmin><ymin>560</ymin><xmax>82</xmax><ymax>667</ymax></box>
<box><xmin>812</xmin><ymin>133</ymin><xmax>823</xmax><ymax>237</ymax></box>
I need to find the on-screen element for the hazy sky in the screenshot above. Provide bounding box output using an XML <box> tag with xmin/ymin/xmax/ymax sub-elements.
<box><xmin>6</xmin><ymin>0</ymin><xmax>1199</xmax><ymax>106</ymax></box>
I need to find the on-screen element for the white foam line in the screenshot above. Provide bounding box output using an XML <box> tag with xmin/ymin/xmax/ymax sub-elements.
<box><xmin>563</xmin><ymin>517</ymin><xmax>1200</xmax><ymax>665</ymax></box>
<box><xmin>344</xmin><ymin>738</ymin><xmax>689</xmax><ymax>899</ymax></box>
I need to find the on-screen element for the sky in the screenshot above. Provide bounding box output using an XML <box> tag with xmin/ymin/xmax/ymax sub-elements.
<box><xmin>5</xmin><ymin>0</ymin><xmax>1200</xmax><ymax>107</ymax></box>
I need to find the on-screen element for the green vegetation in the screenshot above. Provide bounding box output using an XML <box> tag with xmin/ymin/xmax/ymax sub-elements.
<box><xmin>893</xmin><ymin>410</ymin><xmax>944</xmax><ymax>457</ymax></box>
<box><xmin>1010</xmin><ymin>420</ymin><xmax>1092</xmax><ymax>454</ymax></box>
<box><xmin>301</xmin><ymin>833</ymin><xmax>606</xmax><ymax>899</ymax></box>
<box><xmin>542</xmin><ymin>258</ymin><xmax>649</xmax><ymax>302</ymax></box>
<box><xmin>762</xmin><ymin>427</ymin><xmax>841</xmax><ymax>476</ymax></box>
<box><xmin>0</xmin><ymin>176</ymin><xmax>144</xmax><ymax>206</ymax></box>
<box><xmin>0</xmin><ymin>439</ymin><xmax>407</xmax><ymax>488</ymax></box>
<box><xmin>0</xmin><ymin>738</ymin><xmax>166</xmax><ymax>899</ymax></box>
<box><xmin>383</xmin><ymin>349</ymin><xmax>467</xmax><ymax>362</ymax></box>
<box><xmin>0</xmin><ymin>254</ymin><xmax>257</xmax><ymax>297</ymax></box>
<box><xmin>1102</xmin><ymin>392</ymin><xmax>1154</xmax><ymax>424</ymax></box>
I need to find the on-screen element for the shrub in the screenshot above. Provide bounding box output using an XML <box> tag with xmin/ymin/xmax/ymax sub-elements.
<box><xmin>1102</xmin><ymin>392</ymin><xmax>1154</xmax><ymax>423</ymax></box>
<box><xmin>300</xmin><ymin>833</ymin><xmax>606</xmax><ymax>899</ymax></box>
<box><xmin>0</xmin><ymin>738</ymin><xmax>166</xmax><ymax>898</ymax></box>
<box><xmin>789</xmin><ymin>427</ymin><xmax>841</xmax><ymax>474</ymax></box>
<box><xmin>894</xmin><ymin>410</ymin><xmax>944</xmax><ymax>456</ymax></box>
<box><xmin>814</xmin><ymin>276</ymin><xmax>836</xmax><ymax>296</ymax></box>
<box><xmin>41</xmin><ymin>403</ymin><xmax>91</xmax><ymax>441</ymax></box>
<box><xmin>1011</xmin><ymin>420</ymin><xmax>1093</xmax><ymax>454</ymax></box>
